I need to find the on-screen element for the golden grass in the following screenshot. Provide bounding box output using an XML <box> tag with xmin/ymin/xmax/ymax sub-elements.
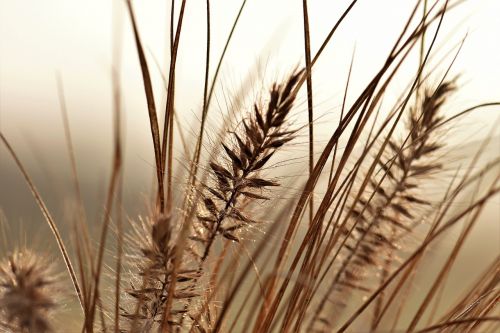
<box><xmin>0</xmin><ymin>0</ymin><xmax>499</xmax><ymax>332</ymax></box>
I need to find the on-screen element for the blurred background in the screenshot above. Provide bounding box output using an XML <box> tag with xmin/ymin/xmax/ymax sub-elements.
<box><xmin>0</xmin><ymin>0</ymin><xmax>499</xmax><ymax>327</ymax></box>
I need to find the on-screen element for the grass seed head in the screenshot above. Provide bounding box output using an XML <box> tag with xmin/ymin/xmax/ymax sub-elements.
<box><xmin>0</xmin><ymin>249</ymin><xmax>59</xmax><ymax>333</ymax></box>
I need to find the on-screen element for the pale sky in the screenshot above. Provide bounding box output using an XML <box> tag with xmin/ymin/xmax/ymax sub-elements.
<box><xmin>0</xmin><ymin>0</ymin><xmax>499</xmax><ymax>203</ymax></box>
<box><xmin>1</xmin><ymin>0</ymin><xmax>499</xmax><ymax>146</ymax></box>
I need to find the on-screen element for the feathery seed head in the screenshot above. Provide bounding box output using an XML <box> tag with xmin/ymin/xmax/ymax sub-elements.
<box><xmin>121</xmin><ymin>215</ymin><xmax>199</xmax><ymax>330</ymax></box>
<box><xmin>196</xmin><ymin>70</ymin><xmax>303</xmax><ymax>248</ymax></box>
<box><xmin>0</xmin><ymin>249</ymin><xmax>59</xmax><ymax>333</ymax></box>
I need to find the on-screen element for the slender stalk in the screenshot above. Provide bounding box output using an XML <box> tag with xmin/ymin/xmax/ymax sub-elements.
<box><xmin>125</xmin><ymin>0</ymin><xmax>164</xmax><ymax>211</ymax></box>
<box><xmin>162</xmin><ymin>0</ymin><xmax>187</xmax><ymax>214</ymax></box>
<box><xmin>0</xmin><ymin>133</ymin><xmax>83</xmax><ymax>311</ymax></box>
<box><xmin>302</xmin><ymin>0</ymin><xmax>314</xmax><ymax>226</ymax></box>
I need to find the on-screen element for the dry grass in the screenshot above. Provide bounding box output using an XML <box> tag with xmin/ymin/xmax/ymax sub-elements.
<box><xmin>0</xmin><ymin>0</ymin><xmax>499</xmax><ymax>332</ymax></box>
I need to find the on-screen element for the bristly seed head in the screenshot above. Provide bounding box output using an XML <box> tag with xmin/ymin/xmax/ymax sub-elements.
<box><xmin>198</xmin><ymin>69</ymin><xmax>303</xmax><ymax>246</ymax></box>
<box><xmin>0</xmin><ymin>249</ymin><xmax>59</xmax><ymax>333</ymax></box>
<box><xmin>121</xmin><ymin>215</ymin><xmax>200</xmax><ymax>331</ymax></box>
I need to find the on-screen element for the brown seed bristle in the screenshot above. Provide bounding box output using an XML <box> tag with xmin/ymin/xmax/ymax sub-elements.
<box><xmin>121</xmin><ymin>215</ymin><xmax>199</xmax><ymax>331</ymax></box>
<box><xmin>310</xmin><ymin>81</ymin><xmax>457</xmax><ymax>330</ymax></box>
<box><xmin>196</xmin><ymin>70</ymin><xmax>304</xmax><ymax>261</ymax></box>
<box><xmin>0</xmin><ymin>249</ymin><xmax>59</xmax><ymax>333</ymax></box>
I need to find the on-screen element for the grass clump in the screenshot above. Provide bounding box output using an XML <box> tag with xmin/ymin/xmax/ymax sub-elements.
<box><xmin>0</xmin><ymin>0</ymin><xmax>499</xmax><ymax>332</ymax></box>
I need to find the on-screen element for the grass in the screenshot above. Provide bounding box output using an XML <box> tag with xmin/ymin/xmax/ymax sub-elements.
<box><xmin>0</xmin><ymin>0</ymin><xmax>499</xmax><ymax>332</ymax></box>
